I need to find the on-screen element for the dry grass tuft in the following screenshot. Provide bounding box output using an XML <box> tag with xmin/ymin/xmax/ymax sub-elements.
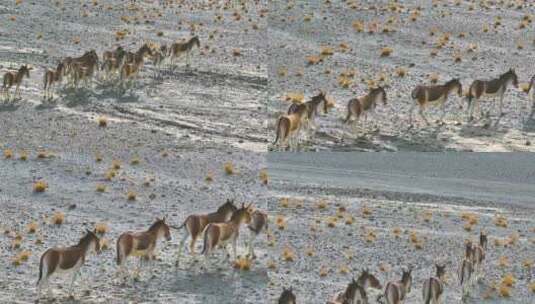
<box><xmin>126</xmin><ymin>191</ymin><xmax>137</xmax><ymax>201</ymax></box>
<box><xmin>4</xmin><ymin>149</ymin><xmax>13</xmax><ymax>159</ymax></box>
<box><xmin>224</xmin><ymin>162</ymin><xmax>235</xmax><ymax>175</ymax></box>
<box><xmin>275</xmin><ymin>215</ymin><xmax>287</xmax><ymax>230</ymax></box>
<box><xmin>19</xmin><ymin>150</ymin><xmax>28</xmax><ymax>161</ymax></box>
<box><xmin>326</xmin><ymin>216</ymin><xmax>337</xmax><ymax>228</ymax></box>
<box><xmin>316</xmin><ymin>199</ymin><xmax>328</xmax><ymax>210</ymax></box>
<box><xmin>232</xmin><ymin>48</ymin><xmax>241</xmax><ymax>56</ymax></box>
<box><xmin>352</xmin><ymin>20</ymin><xmax>364</xmax><ymax>32</ymax></box>
<box><xmin>529</xmin><ymin>281</ymin><xmax>535</xmax><ymax>293</ymax></box>
<box><xmin>52</xmin><ymin>212</ymin><xmax>65</xmax><ymax>225</ymax></box>
<box><xmin>394</xmin><ymin>67</ymin><xmax>407</xmax><ymax>77</ymax></box>
<box><xmin>392</xmin><ymin>227</ymin><xmax>402</xmax><ymax>238</ymax></box>
<box><xmin>380</xmin><ymin>47</ymin><xmax>393</xmax><ymax>57</ymax></box>
<box><xmin>319</xmin><ymin>265</ymin><xmax>330</xmax><ymax>277</ymax></box>
<box><xmin>96</xmin><ymin>184</ymin><xmax>106</xmax><ymax>192</ymax></box>
<box><xmin>494</xmin><ymin>215</ymin><xmax>508</xmax><ymax>228</ymax></box>
<box><xmin>33</xmin><ymin>180</ymin><xmax>48</xmax><ymax>193</ymax></box>
<box><xmin>499</xmin><ymin>284</ymin><xmax>511</xmax><ymax>297</ymax></box>
<box><xmin>111</xmin><ymin>160</ymin><xmax>121</xmax><ymax>170</ymax></box>
<box><xmin>284</xmin><ymin>92</ymin><xmax>305</xmax><ymax>103</ymax></box>
<box><xmin>233</xmin><ymin>256</ymin><xmax>252</xmax><ymax>271</ymax></box>
<box><xmin>498</xmin><ymin>256</ymin><xmax>509</xmax><ymax>268</ymax></box>
<box><xmin>306</xmin><ymin>55</ymin><xmax>323</xmax><ymax>65</ymax></box>
<box><xmin>27</xmin><ymin>222</ymin><xmax>38</xmax><ymax>234</ymax></box>
<box><xmin>501</xmin><ymin>274</ymin><xmax>516</xmax><ymax>287</ymax></box>
<box><xmin>205</xmin><ymin>171</ymin><xmax>214</xmax><ymax>182</ymax></box>
<box><xmin>97</xmin><ymin>116</ymin><xmax>107</xmax><ymax>127</ymax></box>
<box><xmin>281</xmin><ymin>246</ymin><xmax>296</xmax><ymax>262</ymax></box>
<box><xmin>259</xmin><ymin>169</ymin><xmax>269</xmax><ymax>185</ymax></box>
<box><xmin>105</xmin><ymin>169</ymin><xmax>116</xmax><ymax>181</ymax></box>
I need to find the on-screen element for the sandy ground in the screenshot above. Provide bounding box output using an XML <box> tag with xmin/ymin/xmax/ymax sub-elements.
<box><xmin>267</xmin><ymin>0</ymin><xmax>535</xmax><ymax>151</ymax></box>
<box><xmin>0</xmin><ymin>1</ymin><xmax>270</xmax><ymax>303</ymax></box>
<box><xmin>267</xmin><ymin>153</ymin><xmax>535</xmax><ymax>303</ymax></box>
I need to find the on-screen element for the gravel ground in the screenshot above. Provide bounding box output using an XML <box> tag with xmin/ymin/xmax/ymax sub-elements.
<box><xmin>0</xmin><ymin>1</ymin><xmax>270</xmax><ymax>303</ymax></box>
<box><xmin>266</xmin><ymin>153</ymin><xmax>535</xmax><ymax>303</ymax></box>
<box><xmin>267</xmin><ymin>0</ymin><xmax>535</xmax><ymax>151</ymax></box>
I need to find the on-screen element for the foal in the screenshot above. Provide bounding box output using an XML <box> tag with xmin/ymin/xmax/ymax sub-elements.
<box><xmin>345</xmin><ymin>86</ymin><xmax>387</xmax><ymax>131</ymax></box>
<box><xmin>410</xmin><ymin>78</ymin><xmax>462</xmax><ymax>126</ymax></box>
<box><xmin>383</xmin><ymin>267</ymin><xmax>413</xmax><ymax>304</ymax></box>
<box><xmin>168</xmin><ymin>36</ymin><xmax>200</xmax><ymax>66</ymax></box>
<box><xmin>278</xmin><ymin>287</ymin><xmax>297</xmax><ymax>304</ymax></box>
<box><xmin>246</xmin><ymin>209</ymin><xmax>268</xmax><ymax>259</ymax></box>
<box><xmin>273</xmin><ymin>103</ymin><xmax>309</xmax><ymax>151</ymax></box>
<box><xmin>2</xmin><ymin>65</ymin><xmax>31</xmax><ymax>102</ymax></box>
<box><xmin>43</xmin><ymin>63</ymin><xmax>65</xmax><ymax>100</ymax></box>
<box><xmin>173</xmin><ymin>199</ymin><xmax>237</xmax><ymax>264</ymax></box>
<box><xmin>37</xmin><ymin>230</ymin><xmax>101</xmax><ymax>298</ymax></box>
<box><xmin>201</xmin><ymin>204</ymin><xmax>252</xmax><ymax>266</ymax></box>
<box><xmin>422</xmin><ymin>264</ymin><xmax>446</xmax><ymax>304</ymax></box>
<box><xmin>467</xmin><ymin>69</ymin><xmax>519</xmax><ymax>120</ymax></box>
<box><xmin>116</xmin><ymin>218</ymin><xmax>171</xmax><ymax>279</ymax></box>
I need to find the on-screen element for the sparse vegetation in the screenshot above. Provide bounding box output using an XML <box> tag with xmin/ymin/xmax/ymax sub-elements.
<box><xmin>224</xmin><ymin>162</ymin><xmax>235</xmax><ymax>175</ymax></box>
<box><xmin>33</xmin><ymin>180</ymin><xmax>48</xmax><ymax>193</ymax></box>
<box><xmin>52</xmin><ymin>212</ymin><xmax>65</xmax><ymax>225</ymax></box>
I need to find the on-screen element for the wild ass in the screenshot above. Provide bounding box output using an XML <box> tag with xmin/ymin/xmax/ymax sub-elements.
<box><xmin>37</xmin><ymin>230</ymin><xmax>101</xmax><ymax>299</ymax></box>
<box><xmin>201</xmin><ymin>204</ymin><xmax>252</xmax><ymax>266</ymax></box>
<box><xmin>458</xmin><ymin>255</ymin><xmax>474</xmax><ymax>299</ymax></box>
<box><xmin>287</xmin><ymin>91</ymin><xmax>330</xmax><ymax>138</ymax></box>
<box><xmin>101</xmin><ymin>46</ymin><xmax>126</xmax><ymax>81</ymax></box>
<box><xmin>344</xmin><ymin>86</ymin><xmax>387</xmax><ymax>131</ymax></box>
<box><xmin>246</xmin><ymin>209</ymin><xmax>268</xmax><ymax>259</ymax></box>
<box><xmin>329</xmin><ymin>270</ymin><xmax>382</xmax><ymax>304</ymax></box>
<box><xmin>43</xmin><ymin>63</ymin><xmax>65</xmax><ymax>100</ymax></box>
<box><xmin>2</xmin><ymin>65</ymin><xmax>31</xmax><ymax>102</ymax></box>
<box><xmin>422</xmin><ymin>264</ymin><xmax>446</xmax><ymax>304</ymax></box>
<box><xmin>172</xmin><ymin>199</ymin><xmax>237</xmax><ymax>265</ymax></box>
<box><xmin>63</xmin><ymin>50</ymin><xmax>99</xmax><ymax>86</ymax></box>
<box><xmin>278</xmin><ymin>287</ymin><xmax>297</xmax><ymax>304</ymax></box>
<box><xmin>273</xmin><ymin>103</ymin><xmax>309</xmax><ymax>151</ymax></box>
<box><xmin>116</xmin><ymin>218</ymin><xmax>171</xmax><ymax>279</ymax></box>
<box><xmin>410</xmin><ymin>78</ymin><xmax>462</xmax><ymax>126</ymax></box>
<box><xmin>168</xmin><ymin>36</ymin><xmax>200</xmax><ymax>67</ymax></box>
<box><xmin>383</xmin><ymin>267</ymin><xmax>413</xmax><ymax>304</ymax></box>
<box><xmin>468</xmin><ymin>232</ymin><xmax>487</xmax><ymax>282</ymax></box>
<box><xmin>328</xmin><ymin>278</ymin><xmax>368</xmax><ymax>304</ymax></box>
<box><xmin>467</xmin><ymin>69</ymin><xmax>519</xmax><ymax>121</ymax></box>
<box><xmin>119</xmin><ymin>44</ymin><xmax>153</xmax><ymax>89</ymax></box>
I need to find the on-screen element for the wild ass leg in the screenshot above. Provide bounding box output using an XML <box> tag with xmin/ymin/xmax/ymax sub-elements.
<box><xmin>232</xmin><ymin>235</ymin><xmax>238</xmax><ymax>260</ymax></box>
<box><xmin>247</xmin><ymin>233</ymin><xmax>257</xmax><ymax>259</ymax></box>
<box><xmin>418</xmin><ymin>106</ymin><xmax>430</xmax><ymax>125</ymax></box>
<box><xmin>69</xmin><ymin>270</ymin><xmax>79</xmax><ymax>296</ymax></box>
<box><xmin>176</xmin><ymin>230</ymin><xmax>189</xmax><ymax>265</ymax></box>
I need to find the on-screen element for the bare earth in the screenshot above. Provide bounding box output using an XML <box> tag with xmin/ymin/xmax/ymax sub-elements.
<box><xmin>0</xmin><ymin>1</ymin><xmax>269</xmax><ymax>303</ymax></box>
<box><xmin>268</xmin><ymin>0</ymin><xmax>535</xmax><ymax>151</ymax></box>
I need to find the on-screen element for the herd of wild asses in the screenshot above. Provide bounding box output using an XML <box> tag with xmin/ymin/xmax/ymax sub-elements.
<box><xmin>1</xmin><ymin>36</ymin><xmax>201</xmax><ymax>102</ymax></box>
<box><xmin>273</xmin><ymin>70</ymin><xmax>535</xmax><ymax>151</ymax></box>
<box><xmin>36</xmin><ymin>199</ymin><xmax>268</xmax><ymax>300</ymax></box>
<box><xmin>277</xmin><ymin>232</ymin><xmax>488</xmax><ymax>304</ymax></box>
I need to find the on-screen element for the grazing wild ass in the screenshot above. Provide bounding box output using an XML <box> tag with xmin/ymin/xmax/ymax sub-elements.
<box><xmin>172</xmin><ymin>199</ymin><xmax>237</xmax><ymax>265</ymax></box>
<box><xmin>278</xmin><ymin>287</ymin><xmax>297</xmax><ymax>304</ymax></box>
<box><xmin>383</xmin><ymin>267</ymin><xmax>413</xmax><ymax>304</ymax></box>
<box><xmin>410</xmin><ymin>78</ymin><xmax>463</xmax><ymax>126</ymax></box>
<box><xmin>116</xmin><ymin>218</ymin><xmax>171</xmax><ymax>279</ymax></box>
<box><xmin>422</xmin><ymin>264</ymin><xmax>446</xmax><ymax>304</ymax></box>
<box><xmin>168</xmin><ymin>36</ymin><xmax>200</xmax><ymax>66</ymax></box>
<box><xmin>37</xmin><ymin>230</ymin><xmax>101</xmax><ymax>298</ymax></box>
<box><xmin>246</xmin><ymin>209</ymin><xmax>268</xmax><ymax>259</ymax></box>
<box><xmin>2</xmin><ymin>65</ymin><xmax>31</xmax><ymax>102</ymax></box>
<box><xmin>344</xmin><ymin>86</ymin><xmax>387</xmax><ymax>131</ymax></box>
<box><xmin>201</xmin><ymin>204</ymin><xmax>252</xmax><ymax>266</ymax></box>
<box><xmin>467</xmin><ymin>69</ymin><xmax>519</xmax><ymax>121</ymax></box>
<box><xmin>288</xmin><ymin>91</ymin><xmax>330</xmax><ymax>138</ymax></box>
<box><xmin>43</xmin><ymin>63</ymin><xmax>65</xmax><ymax>100</ymax></box>
<box><xmin>273</xmin><ymin>102</ymin><xmax>309</xmax><ymax>151</ymax></box>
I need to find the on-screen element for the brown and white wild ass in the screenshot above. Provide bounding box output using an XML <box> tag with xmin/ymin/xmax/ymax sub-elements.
<box><xmin>168</xmin><ymin>36</ymin><xmax>200</xmax><ymax>67</ymax></box>
<box><xmin>172</xmin><ymin>199</ymin><xmax>237</xmax><ymax>265</ymax></box>
<box><xmin>278</xmin><ymin>287</ymin><xmax>297</xmax><ymax>304</ymax></box>
<box><xmin>383</xmin><ymin>267</ymin><xmax>413</xmax><ymax>304</ymax></box>
<box><xmin>116</xmin><ymin>218</ymin><xmax>171</xmax><ymax>279</ymax></box>
<box><xmin>467</xmin><ymin>69</ymin><xmax>519</xmax><ymax>121</ymax></box>
<box><xmin>37</xmin><ymin>230</ymin><xmax>101</xmax><ymax>298</ymax></box>
<box><xmin>201</xmin><ymin>204</ymin><xmax>252</xmax><ymax>266</ymax></box>
<box><xmin>345</xmin><ymin>86</ymin><xmax>387</xmax><ymax>132</ymax></box>
<box><xmin>43</xmin><ymin>63</ymin><xmax>65</xmax><ymax>100</ymax></box>
<box><xmin>2</xmin><ymin>65</ymin><xmax>31</xmax><ymax>102</ymax></box>
<box><xmin>273</xmin><ymin>102</ymin><xmax>309</xmax><ymax>151</ymax></box>
<box><xmin>329</xmin><ymin>270</ymin><xmax>382</xmax><ymax>304</ymax></box>
<box><xmin>422</xmin><ymin>264</ymin><xmax>446</xmax><ymax>304</ymax></box>
<box><xmin>410</xmin><ymin>78</ymin><xmax>462</xmax><ymax>126</ymax></box>
<box><xmin>246</xmin><ymin>209</ymin><xmax>268</xmax><ymax>259</ymax></box>
<box><xmin>287</xmin><ymin>91</ymin><xmax>330</xmax><ymax>139</ymax></box>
